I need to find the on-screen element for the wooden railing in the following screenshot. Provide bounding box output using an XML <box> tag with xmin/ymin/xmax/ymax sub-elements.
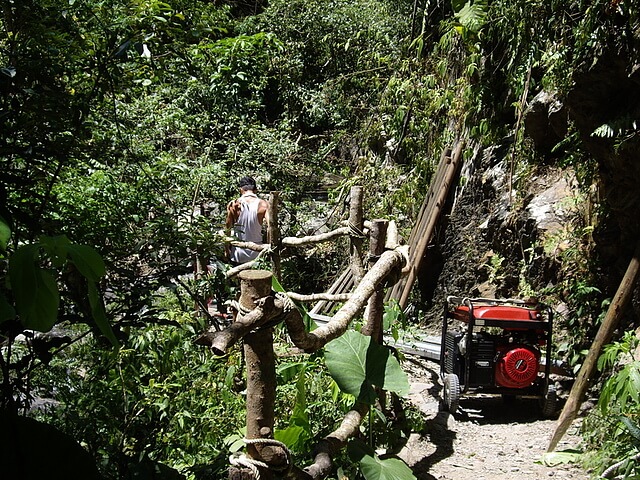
<box><xmin>196</xmin><ymin>186</ymin><xmax>409</xmax><ymax>479</ymax></box>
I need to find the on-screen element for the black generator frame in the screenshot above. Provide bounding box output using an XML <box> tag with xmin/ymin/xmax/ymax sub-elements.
<box><xmin>439</xmin><ymin>296</ymin><xmax>555</xmax><ymax>415</ymax></box>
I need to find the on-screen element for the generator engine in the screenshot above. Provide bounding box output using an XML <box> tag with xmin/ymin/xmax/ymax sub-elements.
<box><xmin>444</xmin><ymin>330</ymin><xmax>541</xmax><ymax>389</ymax></box>
<box><xmin>494</xmin><ymin>341</ymin><xmax>540</xmax><ymax>389</ymax></box>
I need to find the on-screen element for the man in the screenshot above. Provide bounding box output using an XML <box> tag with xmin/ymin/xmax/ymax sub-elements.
<box><xmin>225</xmin><ymin>176</ymin><xmax>269</xmax><ymax>265</ymax></box>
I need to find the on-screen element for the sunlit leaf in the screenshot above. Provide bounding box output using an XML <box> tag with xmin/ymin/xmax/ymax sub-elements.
<box><xmin>360</xmin><ymin>454</ymin><xmax>416</xmax><ymax>480</ymax></box>
<box><xmin>539</xmin><ymin>449</ymin><xmax>583</xmax><ymax>466</ymax></box>
<box><xmin>325</xmin><ymin>330</ymin><xmax>409</xmax><ymax>404</ymax></box>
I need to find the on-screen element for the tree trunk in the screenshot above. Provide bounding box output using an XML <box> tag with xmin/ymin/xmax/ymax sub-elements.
<box><xmin>349</xmin><ymin>186</ymin><xmax>365</xmax><ymax>284</ymax></box>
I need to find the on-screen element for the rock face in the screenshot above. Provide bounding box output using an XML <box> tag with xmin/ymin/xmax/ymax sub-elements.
<box><xmin>565</xmin><ymin>52</ymin><xmax>640</xmax><ymax>268</ymax></box>
<box><xmin>420</xmin><ymin>140</ymin><xmax>580</xmax><ymax>322</ymax></box>
<box><xmin>524</xmin><ymin>91</ymin><xmax>568</xmax><ymax>156</ymax></box>
<box><xmin>422</xmin><ymin>51</ymin><xmax>640</xmax><ymax>330</ymax></box>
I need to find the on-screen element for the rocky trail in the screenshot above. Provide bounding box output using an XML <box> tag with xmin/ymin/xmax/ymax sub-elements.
<box><xmin>399</xmin><ymin>355</ymin><xmax>590</xmax><ymax>480</ymax></box>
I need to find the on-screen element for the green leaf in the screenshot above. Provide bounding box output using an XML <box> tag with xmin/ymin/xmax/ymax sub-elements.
<box><xmin>628</xmin><ymin>364</ymin><xmax>640</xmax><ymax>403</ymax></box>
<box><xmin>39</xmin><ymin>235</ymin><xmax>72</xmax><ymax>268</ymax></box>
<box><xmin>620</xmin><ymin>416</ymin><xmax>640</xmax><ymax>442</ymax></box>
<box><xmin>66</xmin><ymin>244</ymin><xmax>106</xmax><ymax>281</ymax></box>
<box><xmin>0</xmin><ymin>293</ymin><xmax>16</xmax><ymax>324</ymax></box>
<box><xmin>9</xmin><ymin>244</ymin><xmax>60</xmax><ymax>331</ymax></box>
<box><xmin>88</xmin><ymin>281</ymin><xmax>119</xmax><ymax>347</ymax></box>
<box><xmin>451</xmin><ymin>0</ymin><xmax>487</xmax><ymax>34</ymax></box>
<box><xmin>0</xmin><ymin>215</ymin><xmax>10</xmax><ymax>251</ymax></box>
<box><xmin>290</xmin><ymin>365</ymin><xmax>310</xmax><ymax>430</ymax></box>
<box><xmin>538</xmin><ymin>449</ymin><xmax>583</xmax><ymax>466</ymax></box>
<box><xmin>274</xmin><ymin>425</ymin><xmax>308</xmax><ymax>452</ymax></box>
<box><xmin>360</xmin><ymin>454</ymin><xmax>416</xmax><ymax>480</ymax></box>
<box><xmin>325</xmin><ymin>330</ymin><xmax>409</xmax><ymax>404</ymax></box>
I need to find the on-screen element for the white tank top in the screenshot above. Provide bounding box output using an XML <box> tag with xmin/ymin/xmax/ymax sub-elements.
<box><xmin>230</xmin><ymin>193</ymin><xmax>263</xmax><ymax>264</ymax></box>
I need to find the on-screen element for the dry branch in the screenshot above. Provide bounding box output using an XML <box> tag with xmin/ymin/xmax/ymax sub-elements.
<box><xmin>230</xmin><ymin>240</ymin><xmax>268</xmax><ymax>251</ymax></box>
<box><xmin>303</xmin><ymin>402</ymin><xmax>370</xmax><ymax>479</ymax></box>
<box><xmin>282</xmin><ymin>247</ymin><xmax>408</xmax><ymax>352</ymax></box>
<box><xmin>226</xmin><ymin>248</ymin><xmax>271</xmax><ymax>278</ymax></box>
<box><xmin>281</xmin><ymin>226</ymin><xmax>351</xmax><ymax>246</ymax></box>
<box><xmin>194</xmin><ymin>297</ymin><xmax>281</xmax><ymax>355</ymax></box>
<box><xmin>285</xmin><ymin>292</ymin><xmax>351</xmax><ymax>302</ymax></box>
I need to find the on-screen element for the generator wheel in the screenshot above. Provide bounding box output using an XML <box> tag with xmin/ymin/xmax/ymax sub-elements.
<box><xmin>541</xmin><ymin>384</ymin><xmax>557</xmax><ymax>418</ymax></box>
<box><xmin>443</xmin><ymin>373</ymin><xmax>460</xmax><ymax>413</ymax></box>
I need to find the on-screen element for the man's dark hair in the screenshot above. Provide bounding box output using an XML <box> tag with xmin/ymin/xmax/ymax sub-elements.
<box><xmin>238</xmin><ymin>176</ymin><xmax>257</xmax><ymax>190</ymax></box>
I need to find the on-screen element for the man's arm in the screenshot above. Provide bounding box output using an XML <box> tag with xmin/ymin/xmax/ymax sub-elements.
<box><xmin>226</xmin><ymin>200</ymin><xmax>240</xmax><ymax>229</ymax></box>
<box><xmin>257</xmin><ymin>199</ymin><xmax>269</xmax><ymax>226</ymax></box>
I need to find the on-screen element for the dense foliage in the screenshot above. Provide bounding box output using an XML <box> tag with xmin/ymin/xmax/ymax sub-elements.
<box><xmin>2</xmin><ymin>0</ymin><xmax>640</xmax><ymax>478</ymax></box>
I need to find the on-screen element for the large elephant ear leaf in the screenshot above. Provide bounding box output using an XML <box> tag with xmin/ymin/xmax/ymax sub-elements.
<box><xmin>66</xmin><ymin>244</ymin><xmax>106</xmax><ymax>282</ymax></box>
<box><xmin>9</xmin><ymin>244</ymin><xmax>60</xmax><ymax>332</ymax></box>
<box><xmin>325</xmin><ymin>330</ymin><xmax>409</xmax><ymax>405</ymax></box>
<box><xmin>360</xmin><ymin>454</ymin><xmax>416</xmax><ymax>480</ymax></box>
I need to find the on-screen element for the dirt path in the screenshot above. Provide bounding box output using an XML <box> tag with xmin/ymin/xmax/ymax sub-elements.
<box><xmin>399</xmin><ymin>355</ymin><xmax>590</xmax><ymax>480</ymax></box>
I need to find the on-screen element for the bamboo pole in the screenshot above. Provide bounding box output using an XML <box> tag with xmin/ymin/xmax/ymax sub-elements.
<box><xmin>385</xmin><ymin>146</ymin><xmax>451</xmax><ymax>302</ymax></box>
<box><xmin>548</xmin><ymin>240</ymin><xmax>640</xmax><ymax>451</ymax></box>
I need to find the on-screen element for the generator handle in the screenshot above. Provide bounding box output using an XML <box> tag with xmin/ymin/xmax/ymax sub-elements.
<box><xmin>446</xmin><ymin>295</ymin><xmax>528</xmax><ymax>306</ymax></box>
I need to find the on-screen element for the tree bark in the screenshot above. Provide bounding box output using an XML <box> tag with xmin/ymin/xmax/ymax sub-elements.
<box><xmin>361</xmin><ymin>219</ymin><xmax>388</xmax><ymax>342</ymax></box>
<box><xmin>349</xmin><ymin>186</ymin><xmax>365</xmax><ymax>284</ymax></box>
<box><xmin>268</xmin><ymin>191</ymin><xmax>281</xmax><ymax>281</ymax></box>
<box><xmin>239</xmin><ymin>271</ymin><xmax>288</xmax><ymax>478</ymax></box>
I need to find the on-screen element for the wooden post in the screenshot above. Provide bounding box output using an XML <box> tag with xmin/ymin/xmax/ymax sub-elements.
<box><xmin>361</xmin><ymin>219</ymin><xmax>388</xmax><ymax>343</ymax></box>
<box><xmin>229</xmin><ymin>270</ymin><xmax>286</xmax><ymax>480</ymax></box>
<box><xmin>548</xmin><ymin>240</ymin><xmax>640</xmax><ymax>451</ymax></box>
<box><xmin>349</xmin><ymin>186</ymin><xmax>365</xmax><ymax>284</ymax></box>
<box><xmin>267</xmin><ymin>191</ymin><xmax>281</xmax><ymax>281</ymax></box>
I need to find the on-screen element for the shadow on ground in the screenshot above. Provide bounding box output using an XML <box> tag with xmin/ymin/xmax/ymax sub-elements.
<box><xmin>402</xmin><ymin>357</ymin><xmax>565</xmax><ymax>479</ymax></box>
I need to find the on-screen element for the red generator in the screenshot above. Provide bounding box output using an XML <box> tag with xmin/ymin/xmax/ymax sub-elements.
<box><xmin>440</xmin><ymin>296</ymin><xmax>556</xmax><ymax>417</ymax></box>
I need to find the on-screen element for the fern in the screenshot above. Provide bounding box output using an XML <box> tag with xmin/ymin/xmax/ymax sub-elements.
<box><xmin>451</xmin><ymin>0</ymin><xmax>488</xmax><ymax>34</ymax></box>
<box><xmin>591</xmin><ymin>115</ymin><xmax>639</xmax><ymax>138</ymax></box>
<box><xmin>598</xmin><ymin>330</ymin><xmax>638</xmax><ymax>371</ymax></box>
